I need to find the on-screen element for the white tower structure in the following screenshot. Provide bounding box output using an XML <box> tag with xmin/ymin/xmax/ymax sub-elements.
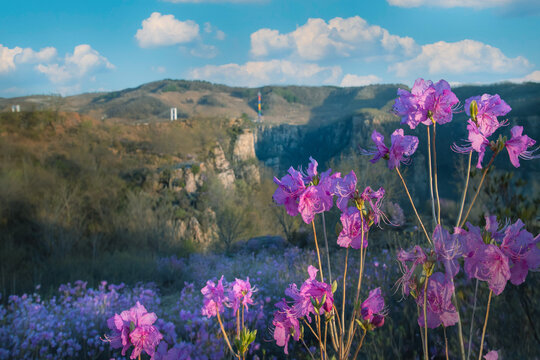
<box><xmin>170</xmin><ymin>107</ymin><xmax>177</xmax><ymax>121</ymax></box>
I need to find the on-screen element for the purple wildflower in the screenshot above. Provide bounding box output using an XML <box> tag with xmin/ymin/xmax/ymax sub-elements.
<box><xmin>201</xmin><ymin>276</ymin><xmax>227</xmax><ymax>317</ymax></box>
<box><xmin>500</xmin><ymin>219</ymin><xmax>540</xmax><ymax>285</ymax></box>
<box><xmin>130</xmin><ymin>324</ymin><xmax>163</xmax><ymax>359</ymax></box>
<box><xmin>368</xmin><ymin>130</ymin><xmax>389</xmax><ymax>164</ymax></box>
<box><xmin>416</xmin><ymin>272</ymin><xmax>459</xmax><ymax>328</ymax></box>
<box><xmin>361</xmin><ymin>288</ymin><xmax>386</xmax><ymax>329</ymax></box>
<box><xmin>298</xmin><ymin>183</ymin><xmax>333</xmax><ymax>224</ymax></box>
<box><xmin>504</xmin><ymin>126</ymin><xmax>538</xmax><ymax>168</ymax></box>
<box><xmin>465</xmin><ymin>94</ymin><xmax>511</xmax><ymax>137</ymax></box>
<box><xmin>465</xmin><ymin>244</ymin><xmax>510</xmax><ymax>295</ymax></box>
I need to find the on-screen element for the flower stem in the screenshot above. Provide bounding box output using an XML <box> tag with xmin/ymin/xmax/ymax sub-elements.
<box><xmin>395</xmin><ymin>168</ymin><xmax>432</xmax><ymax>246</ymax></box>
<box><xmin>216</xmin><ymin>311</ymin><xmax>239</xmax><ymax>359</ymax></box>
<box><xmin>423</xmin><ymin>277</ymin><xmax>429</xmax><ymax>360</ymax></box>
<box><xmin>322</xmin><ymin>213</ymin><xmax>333</xmax><ymax>283</ymax></box>
<box><xmin>342</xmin><ymin>247</ymin><xmax>349</xmax><ymax>335</ymax></box>
<box><xmin>459</xmin><ymin>154</ymin><xmax>496</xmax><ymax>228</ymax></box>
<box><xmin>467</xmin><ymin>279</ymin><xmax>480</xmax><ymax>360</ymax></box>
<box><xmin>478</xmin><ymin>290</ymin><xmax>493</xmax><ymax>360</ymax></box>
<box><xmin>456</xmin><ymin>151</ymin><xmax>472</xmax><ymax>229</ymax></box>
<box><xmin>432</xmin><ymin>124</ymin><xmax>441</xmax><ymax>225</ymax></box>
<box><xmin>427</xmin><ymin>126</ymin><xmax>437</xmax><ymax>228</ymax></box>
<box><xmin>312</xmin><ymin>220</ymin><xmax>325</xmax><ymax>282</ymax></box>
<box><xmin>451</xmin><ymin>285</ymin><xmax>466</xmax><ymax>360</ymax></box>
<box><xmin>444</xmin><ymin>326</ymin><xmax>449</xmax><ymax>360</ymax></box>
<box><xmin>352</xmin><ymin>328</ymin><xmax>367</xmax><ymax>360</ymax></box>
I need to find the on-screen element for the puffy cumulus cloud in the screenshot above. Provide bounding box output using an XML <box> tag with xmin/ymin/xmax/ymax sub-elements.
<box><xmin>203</xmin><ymin>22</ymin><xmax>226</xmax><ymax>40</ymax></box>
<box><xmin>36</xmin><ymin>44</ymin><xmax>114</xmax><ymax>83</ymax></box>
<box><xmin>0</xmin><ymin>44</ymin><xmax>57</xmax><ymax>73</ymax></box>
<box><xmin>188</xmin><ymin>60</ymin><xmax>342</xmax><ymax>87</ymax></box>
<box><xmin>135</xmin><ymin>12</ymin><xmax>199</xmax><ymax>48</ymax></box>
<box><xmin>389</xmin><ymin>40</ymin><xmax>531</xmax><ymax>77</ymax></box>
<box><xmin>508</xmin><ymin>70</ymin><xmax>540</xmax><ymax>83</ymax></box>
<box><xmin>250</xmin><ymin>16</ymin><xmax>418</xmax><ymax>61</ymax></box>
<box><xmin>340</xmin><ymin>74</ymin><xmax>382</xmax><ymax>87</ymax></box>
<box><xmin>387</xmin><ymin>0</ymin><xmax>511</xmax><ymax>8</ymax></box>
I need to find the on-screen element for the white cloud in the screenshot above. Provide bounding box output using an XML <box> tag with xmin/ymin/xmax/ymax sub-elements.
<box><xmin>508</xmin><ymin>70</ymin><xmax>540</xmax><ymax>83</ymax></box>
<box><xmin>152</xmin><ymin>66</ymin><xmax>167</xmax><ymax>73</ymax></box>
<box><xmin>387</xmin><ymin>0</ymin><xmax>511</xmax><ymax>8</ymax></box>
<box><xmin>36</xmin><ymin>44</ymin><xmax>114</xmax><ymax>83</ymax></box>
<box><xmin>188</xmin><ymin>59</ymin><xmax>342</xmax><ymax>87</ymax></box>
<box><xmin>0</xmin><ymin>45</ymin><xmax>23</xmax><ymax>73</ymax></box>
<box><xmin>135</xmin><ymin>12</ymin><xmax>199</xmax><ymax>48</ymax></box>
<box><xmin>0</xmin><ymin>44</ymin><xmax>57</xmax><ymax>73</ymax></box>
<box><xmin>203</xmin><ymin>22</ymin><xmax>226</xmax><ymax>40</ymax></box>
<box><xmin>389</xmin><ymin>40</ymin><xmax>530</xmax><ymax>77</ymax></box>
<box><xmin>215</xmin><ymin>30</ymin><xmax>226</xmax><ymax>40</ymax></box>
<box><xmin>18</xmin><ymin>47</ymin><xmax>57</xmax><ymax>64</ymax></box>
<box><xmin>189</xmin><ymin>44</ymin><xmax>218</xmax><ymax>58</ymax></box>
<box><xmin>340</xmin><ymin>74</ymin><xmax>382</xmax><ymax>87</ymax></box>
<box><xmin>250</xmin><ymin>16</ymin><xmax>418</xmax><ymax>61</ymax></box>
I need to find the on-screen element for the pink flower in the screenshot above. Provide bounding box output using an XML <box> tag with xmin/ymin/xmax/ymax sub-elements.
<box><xmin>361</xmin><ymin>288</ymin><xmax>386</xmax><ymax>329</ymax></box>
<box><xmin>129</xmin><ymin>324</ymin><xmax>163</xmax><ymax>359</ymax></box>
<box><xmin>201</xmin><ymin>276</ymin><xmax>227</xmax><ymax>317</ymax></box>
<box><xmin>416</xmin><ymin>272</ymin><xmax>459</xmax><ymax>328</ymax></box>
<box><xmin>229</xmin><ymin>277</ymin><xmax>255</xmax><ymax>313</ymax></box>
<box><xmin>465</xmin><ymin>94</ymin><xmax>511</xmax><ymax>137</ymax></box>
<box><xmin>332</xmin><ymin>170</ymin><xmax>357</xmax><ymax>211</ymax></box>
<box><xmin>365</xmin><ymin>129</ymin><xmax>418</xmax><ymax>169</ymax></box>
<box><xmin>504</xmin><ymin>126</ymin><xmax>538</xmax><ymax>168</ymax></box>
<box><xmin>466</xmin><ymin>244</ymin><xmax>510</xmax><ymax>295</ymax></box>
<box><xmin>397</xmin><ymin>245</ymin><xmax>427</xmax><ymax>296</ymax></box>
<box><xmin>273</xmin><ymin>167</ymin><xmax>306</xmax><ymax>216</ymax></box>
<box><xmin>484</xmin><ymin>350</ymin><xmax>499</xmax><ymax>360</ymax></box>
<box><xmin>337</xmin><ymin>207</ymin><xmax>368</xmax><ymax>249</ymax></box>
<box><xmin>500</xmin><ymin>219</ymin><xmax>540</xmax><ymax>285</ymax></box>
<box><xmin>272</xmin><ymin>300</ymin><xmax>300</xmax><ymax>355</ymax></box>
<box><xmin>394</xmin><ymin>78</ymin><xmax>458</xmax><ymax>129</ymax></box>
<box><xmin>285</xmin><ymin>266</ymin><xmax>334</xmax><ymax>318</ymax></box>
<box><xmin>359</xmin><ymin>186</ymin><xmax>385</xmax><ymax>226</ymax></box>
<box><xmin>433</xmin><ymin>225</ymin><xmax>461</xmax><ymax>279</ymax></box>
<box><xmin>105</xmin><ymin>302</ymin><xmax>162</xmax><ymax>359</ymax></box>
<box><xmin>298</xmin><ymin>184</ymin><xmax>333</xmax><ymax>224</ymax></box>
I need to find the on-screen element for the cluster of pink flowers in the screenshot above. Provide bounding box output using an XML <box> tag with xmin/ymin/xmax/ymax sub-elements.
<box><xmin>105</xmin><ymin>302</ymin><xmax>163</xmax><ymax>359</ymax></box>
<box><xmin>200</xmin><ymin>276</ymin><xmax>255</xmax><ymax>317</ymax></box>
<box><xmin>271</xmin><ymin>266</ymin><xmax>335</xmax><ymax>354</ymax></box>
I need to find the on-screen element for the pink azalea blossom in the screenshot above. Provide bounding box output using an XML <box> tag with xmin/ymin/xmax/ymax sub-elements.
<box><xmin>201</xmin><ymin>276</ymin><xmax>227</xmax><ymax>317</ymax></box>
<box><xmin>416</xmin><ymin>272</ymin><xmax>459</xmax><ymax>328</ymax></box>
<box><xmin>433</xmin><ymin>225</ymin><xmax>461</xmax><ymax>279</ymax></box>
<box><xmin>105</xmin><ymin>302</ymin><xmax>162</xmax><ymax>359</ymax></box>
<box><xmin>365</xmin><ymin>129</ymin><xmax>418</xmax><ymax>169</ymax></box>
<box><xmin>285</xmin><ymin>266</ymin><xmax>334</xmax><ymax>318</ymax></box>
<box><xmin>484</xmin><ymin>350</ymin><xmax>499</xmax><ymax>360</ymax></box>
<box><xmin>332</xmin><ymin>170</ymin><xmax>357</xmax><ymax>211</ymax></box>
<box><xmin>500</xmin><ymin>219</ymin><xmax>540</xmax><ymax>285</ymax></box>
<box><xmin>464</xmin><ymin>94</ymin><xmax>511</xmax><ymax>137</ymax></box>
<box><xmin>359</xmin><ymin>186</ymin><xmax>385</xmax><ymax>226</ymax></box>
<box><xmin>229</xmin><ymin>277</ymin><xmax>255</xmax><ymax>313</ymax></box>
<box><xmin>397</xmin><ymin>245</ymin><xmax>427</xmax><ymax>296</ymax></box>
<box><xmin>465</xmin><ymin>244</ymin><xmax>510</xmax><ymax>295</ymax></box>
<box><xmin>394</xmin><ymin>78</ymin><xmax>458</xmax><ymax>129</ymax></box>
<box><xmin>298</xmin><ymin>183</ymin><xmax>333</xmax><ymax>224</ymax></box>
<box><xmin>337</xmin><ymin>207</ymin><xmax>368</xmax><ymax>249</ymax></box>
<box><xmin>453</xmin><ymin>120</ymin><xmax>491</xmax><ymax>169</ymax></box>
<box><xmin>504</xmin><ymin>126</ymin><xmax>538</xmax><ymax>168</ymax></box>
<box><xmin>272</xmin><ymin>300</ymin><xmax>300</xmax><ymax>355</ymax></box>
<box><xmin>273</xmin><ymin>167</ymin><xmax>306</xmax><ymax>216</ymax></box>
<box><xmin>361</xmin><ymin>288</ymin><xmax>386</xmax><ymax>329</ymax></box>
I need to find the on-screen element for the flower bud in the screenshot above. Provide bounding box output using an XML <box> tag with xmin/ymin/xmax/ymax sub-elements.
<box><xmin>469</xmin><ymin>100</ymin><xmax>478</xmax><ymax>124</ymax></box>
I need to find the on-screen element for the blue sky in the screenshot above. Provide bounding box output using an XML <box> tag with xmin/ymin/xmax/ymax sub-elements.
<box><xmin>1</xmin><ymin>0</ymin><xmax>539</xmax><ymax>96</ymax></box>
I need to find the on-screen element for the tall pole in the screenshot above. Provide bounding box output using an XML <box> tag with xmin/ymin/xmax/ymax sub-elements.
<box><xmin>258</xmin><ymin>91</ymin><xmax>262</xmax><ymax>122</ymax></box>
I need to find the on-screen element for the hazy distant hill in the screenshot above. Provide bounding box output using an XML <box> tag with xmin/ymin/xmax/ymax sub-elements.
<box><xmin>1</xmin><ymin>79</ymin><xmax>539</xmax><ymax>129</ymax></box>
